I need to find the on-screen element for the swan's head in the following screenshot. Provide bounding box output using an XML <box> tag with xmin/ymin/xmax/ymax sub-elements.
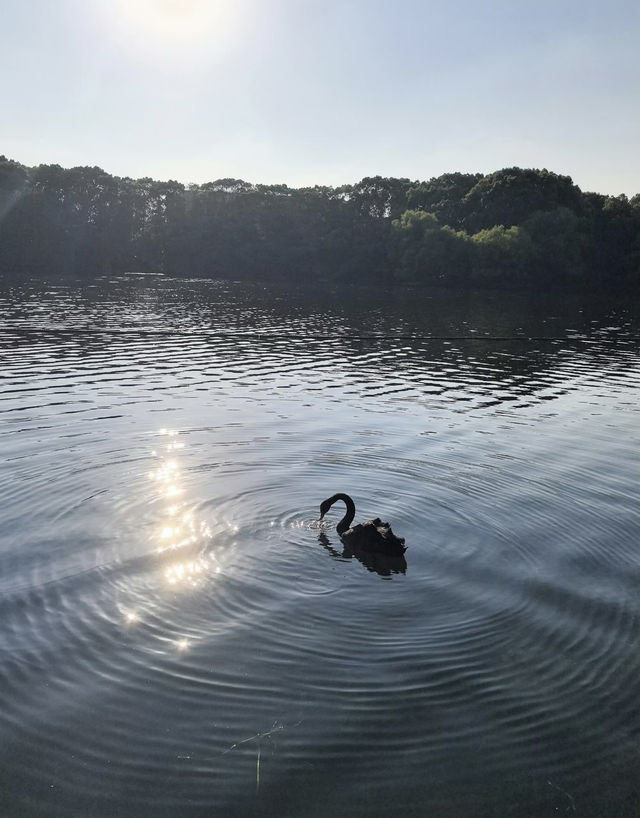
<box><xmin>319</xmin><ymin>498</ymin><xmax>333</xmax><ymax>519</ymax></box>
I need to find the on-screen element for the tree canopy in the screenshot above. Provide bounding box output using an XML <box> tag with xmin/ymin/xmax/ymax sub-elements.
<box><xmin>0</xmin><ymin>156</ymin><xmax>637</xmax><ymax>290</ymax></box>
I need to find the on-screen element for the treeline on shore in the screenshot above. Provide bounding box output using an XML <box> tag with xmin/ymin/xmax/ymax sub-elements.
<box><xmin>0</xmin><ymin>155</ymin><xmax>638</xmax><ymax>288</ymax></box>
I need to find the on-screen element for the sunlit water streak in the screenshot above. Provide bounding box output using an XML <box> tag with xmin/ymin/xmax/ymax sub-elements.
<box><xmin>0</xmin><ymin>276</ymin><xmax>638</xmax><ymax>818</ymax></box>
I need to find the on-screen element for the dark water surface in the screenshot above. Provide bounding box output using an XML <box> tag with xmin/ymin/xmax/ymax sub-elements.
<box><xmin>1</xmin><ymin>275</ymin><xmax>638</xmax><ymax>818</ymax></box>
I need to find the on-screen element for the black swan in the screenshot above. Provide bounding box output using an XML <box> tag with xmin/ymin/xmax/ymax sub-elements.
<box><xmin>318</xmin><ymin>493</ymin><xmax>406</xmax><ymax>556</ymax></box>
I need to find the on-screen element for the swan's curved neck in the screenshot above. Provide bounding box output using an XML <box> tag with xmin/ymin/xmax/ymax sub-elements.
<box><xmin>328</xmin><ymin>493</ymin><xmax>356</xmax><ymax>534</ymax></box>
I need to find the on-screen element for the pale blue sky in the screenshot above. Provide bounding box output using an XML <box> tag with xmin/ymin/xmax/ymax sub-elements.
<box><xmin>1</xmin><ymin>0</ymin><xmax>638</xmax><ymax>195</ymax></box>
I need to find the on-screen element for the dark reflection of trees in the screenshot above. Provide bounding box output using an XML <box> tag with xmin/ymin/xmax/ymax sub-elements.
<box><xmin>1</xmin><ymin>277</ymin><xmax>637</xmax><ymax>413</ymax></box>
<box><xmin>318</xmin><ymin>532</ymin><xmax>407</xmax><ymax>578</ymax></box>
<box><xmin>303</xmin><ymin>285</ymin><xmax>639</xmax><ymax>405</ymax></box>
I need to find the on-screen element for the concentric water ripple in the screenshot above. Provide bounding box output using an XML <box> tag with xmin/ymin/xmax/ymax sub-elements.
<box><xmin>0</xmin><ymin>276</ymin><xmax>638</xmax><ymax>818</ymax></box>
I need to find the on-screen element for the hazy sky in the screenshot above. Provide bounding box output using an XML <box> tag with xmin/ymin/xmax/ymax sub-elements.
<box><xmin>1</xmin><ymin>0</ymin><xmax>638</xmax><ymax>194</ymax></box>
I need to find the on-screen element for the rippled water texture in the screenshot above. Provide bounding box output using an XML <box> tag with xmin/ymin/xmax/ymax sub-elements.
<box><xmin>1</xmin><ymin>275</ymin><xmax>638</xmax><ymax>818</ymax></box>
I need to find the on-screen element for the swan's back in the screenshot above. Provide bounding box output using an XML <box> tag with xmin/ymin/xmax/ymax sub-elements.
<box><xmin>341</xmin><ymin>517</ymin><xmax>406</xmax><ymax>555</ymax></box>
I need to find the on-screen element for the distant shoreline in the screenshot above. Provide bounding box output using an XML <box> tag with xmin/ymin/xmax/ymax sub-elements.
<box><xmin>1</xmin><ymin>156</ymin><xmax>638</xmax><ymax>291</ymax></box>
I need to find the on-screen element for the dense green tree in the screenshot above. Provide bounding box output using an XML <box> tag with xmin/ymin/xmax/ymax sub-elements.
<box><xmin>391</xmin><ymin>211</ymin><xmax>472</xmax><ymax>283</ymax></box>
<box><xmin>0</xmin><ymin>157</ymin><xmax>31</xmax><ymax>272</ymax></box>
<box><xmin>337</xmin><ymin>176</ymin><xmax>414</xmax><ymax>220</ymax></box>
<box><xmin>470</xmin><ymin>225</ymin><xmax>534</xmax><ymax>282</ymax></box>
<box><xmin>0</xmin><ymin>156</ymin><xmax>28</xmax><ymax>218</ymax></box>
<box><xmin>406</xmin><ymin>172</ymin><xmax>482</xmax><ymax>228</ymax></box>
<box><xmin>521</xmin><ymin>207</ymin><xmax>587</xmax><ymax>282</ymax></box>
<box><xmin>463</xmin><ymin>167</ymin><xmax>582</xmax><ymax>231</ymax></box>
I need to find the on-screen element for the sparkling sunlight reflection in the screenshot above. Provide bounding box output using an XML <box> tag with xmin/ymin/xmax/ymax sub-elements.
<box><xmin>148</xmin><ymin>430</ymin><xmax>220</xmax><ymax>590</ymax></box>
<box><xmin>119</xmin><ymin>429</ymin><xmax>231</xmax><ymax>650</ymax></box>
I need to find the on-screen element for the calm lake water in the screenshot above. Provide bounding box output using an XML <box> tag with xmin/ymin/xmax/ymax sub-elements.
<box><xmin>0</xmin><ymin>275</ymin><xmax>638</xmax><ymax>818</ymax></box>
